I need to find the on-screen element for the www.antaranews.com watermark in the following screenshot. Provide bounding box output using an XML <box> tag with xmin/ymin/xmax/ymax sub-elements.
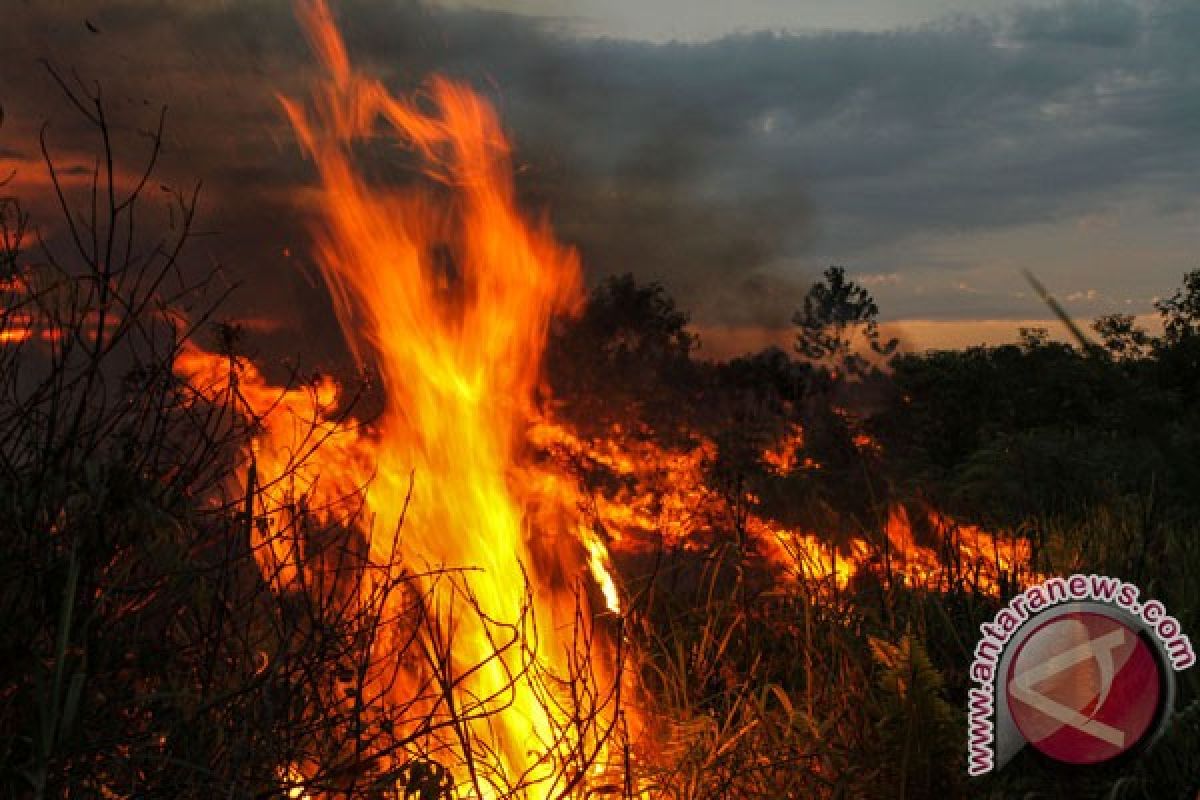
<box><xmin>967</xmin><ymin>573</ymin><xmax>1195</xmax><ymax>776</ymax></box>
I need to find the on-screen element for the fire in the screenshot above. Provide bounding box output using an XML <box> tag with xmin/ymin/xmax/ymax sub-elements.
<box><xmin>166</xmin><ymin>3</ymin><xmax>1037</xmax><ymax>794</ymax></box>
<box><xmin>761</xmin><ymin>423</ymin><xmax>818</xmax><ymax>475</ymax></box>
<box><xmin>531</xmin><ymin>421</ymin><xmax>1033</xmax><ymax>595</ymax></box>
<box><xmin>0</xmin><ymin>328</ymin><xmax>34</xmax><ymax>344</ymax></box>
<box><xmin>879</xmin><ymin>505</ymin><xmax>1032</xmax><ymax>593</ymax></box>
<box><xmin>181</xmin><ymin>2</ymin><xmax>626</xmax><ymax>796</ymax></box>
<box><xmin>175</xmin><ymin>344</ymin><xmax>370</xmax><ymax>590</ymax></box>
<box><xmin>583</xmin><ymin>527</ymin><xmax>622</xmax><ymax>614</ymax></box>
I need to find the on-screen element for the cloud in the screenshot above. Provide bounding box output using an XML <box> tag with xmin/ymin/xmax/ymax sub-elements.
<box><xmin>1012</xmin><ymin>0</ymin><xmax>1143</xmax><ymax>48</ymax></box>
<box><xmin>856</xmin><ymin>272</ymin><xmax>903</xmax><ymax>286</ymax></box>
<box><xmin>2</xmin><ymin>0</ymin><xmax>1199</xmax><ymax>349</ymax></box>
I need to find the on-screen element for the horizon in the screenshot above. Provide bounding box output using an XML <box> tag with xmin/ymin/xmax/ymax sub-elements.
<box><xmin>3</xmin><ymin>0</ymin><xmax>1197</xmax><ymax>358</ymax></box>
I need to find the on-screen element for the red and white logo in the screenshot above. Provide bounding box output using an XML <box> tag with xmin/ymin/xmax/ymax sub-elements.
<box><xmin>1005</xmin><ymin>611</ymin><xmax>1163</xmax><ymax>765</ymax></box>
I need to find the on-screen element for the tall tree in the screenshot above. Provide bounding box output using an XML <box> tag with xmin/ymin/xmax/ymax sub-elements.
<box><xmin>793</xmin><ymin>266</ymin><xmax>896</xmax><ymax>378</ymax></box>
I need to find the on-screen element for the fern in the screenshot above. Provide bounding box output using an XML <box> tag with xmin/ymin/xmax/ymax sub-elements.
<box><xmin>867</xmin><ymin>633</ymin><xmax>963</xmax><ymax>800</ymax></box>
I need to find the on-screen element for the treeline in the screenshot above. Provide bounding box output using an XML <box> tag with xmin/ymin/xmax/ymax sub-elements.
<box><xmin>544</xmin><ymin>268</ymin><xmax>1200</xmax><ymax>798</ymax></box>
<box><xmin>5</xmin><ymin>70</ymin><xmax>1200</xmax><ymax>797</ymax></box>
<box><xmin>547</xmin><ymin>267</ymin><xmax>1200</xmax><ymax>552</ymax></box>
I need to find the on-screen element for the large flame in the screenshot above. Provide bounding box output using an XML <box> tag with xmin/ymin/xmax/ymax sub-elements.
<box><xmin>179</xmin><ymin>2</ymin><xmax>625</xmax><ymax>796</ymax></box>
<box><xmin>168</xmin><ymin>3</ymin><xmax>1036</xmax><ymax>795</ymax></box>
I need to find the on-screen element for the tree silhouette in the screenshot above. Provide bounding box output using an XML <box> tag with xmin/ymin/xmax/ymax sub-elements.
<box><xmin>545</xmin><ymin>273</ymin><xmax>697</xmax><ymax>439</ymax></box>
<box><xmin>793</xmin><ymin>266</ymin><xmax>897</xmax><ymax>378</ymax></box>
<box><xmin>1156</xmin><ymin>268</ymin><xmax>1200</xmax><ymax>344</ymax></box>
<box><xmin>1092</xmin><ymin>313</ymin><xmax>1152</xmax><ymax>359</ymax></box>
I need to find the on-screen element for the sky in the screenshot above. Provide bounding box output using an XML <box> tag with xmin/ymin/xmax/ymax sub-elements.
<box><xmin>3</xmin><ymin>0</ymin><xmax>1199</xmax><ymax>359</ymax></box>
<box><xmin>440</xmin><ymin>0</ymin><xmax>1043</xmax><ymax>40</ymax></box>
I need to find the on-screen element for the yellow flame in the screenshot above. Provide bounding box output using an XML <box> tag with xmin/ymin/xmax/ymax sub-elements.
<box><xmin>177</xmin><ymin>2</ymin><xmax>628</xmax><ymax>796</ymax></box>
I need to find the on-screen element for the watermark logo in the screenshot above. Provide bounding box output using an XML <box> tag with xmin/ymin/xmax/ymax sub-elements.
<box><xmin>967</xmin><ymin>574</ymin><xmax>1194</xmax><ymax>776</ymax></box>
<box><xmin>1007</xmin><ymin>611</ymin><xmax>1161</xmax><ymax>764</ymax></box>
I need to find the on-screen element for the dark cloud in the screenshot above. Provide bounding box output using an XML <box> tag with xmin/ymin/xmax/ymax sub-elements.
<box><xmin>1013</xmin><ymin>0</ymin><xmax>1143</xmax><ymax>47</ymax></box>
<box><xmin>2</xmin><ymin>0</ymin><xmax>1199</xmax><ymax>346</ymax></box>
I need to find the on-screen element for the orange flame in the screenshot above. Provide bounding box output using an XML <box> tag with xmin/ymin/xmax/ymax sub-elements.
<box><xmin>169</xmin><ymin>4</ymin><xmax>1036</xmax><ymax>794</ymax></box>
<box><xmin>287</xmin><ymin>0</ymin><xmax>618</xmax><ymax>790</ymax></box>
<box><xmin>532</xmin><ymin>420</ymin><xmax>1033</xmax><ymax>595</ymax></box>
<box><xmin>177</xmin><ymin>2</ymin><xmax>627</xmax><ymax>796</ymax></box>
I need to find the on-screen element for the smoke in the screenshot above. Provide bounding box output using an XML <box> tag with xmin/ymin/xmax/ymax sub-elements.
<box><xmin>1</xmin><ymin>1</ymin><xmax>819</xmax><ymax>360</ymax></box>
<box><xmin>5</xmin><ymin>0</ymin><xmax>1200</xmax><ymax>358</ymax></box>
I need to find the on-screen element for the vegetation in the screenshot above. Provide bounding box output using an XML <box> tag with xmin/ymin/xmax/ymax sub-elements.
<box><xmin>550</xmin><ymin>267</ymin><xmax>1200</xmax><ymax>799</ymax></box>
<box><xmin>3</xmin><ymin>77</ymin><xmax>1199</xmax><ymax>799</ymax></box>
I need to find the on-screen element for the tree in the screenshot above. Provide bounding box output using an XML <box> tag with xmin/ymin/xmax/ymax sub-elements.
<box><xmin>1092</xmin><ymin>313</ymin><xmax>1152</xmax><ymax>359</ymax></box>
<box><xmin>1151</xmin><ymin>270</ymin><xmax>1200</xmax><ymax>412</ymax></box>
<box><xmin>1018</xmin><ymin>326</ymin><xmax>1050</xmax><ymax>350</ymax></box>
<box><xmin>1156</xmin><ymin>269</ymin><xmax>1200</xmax><ymax>344</ymax></box>
<box><xmin>545</xmin><ymin>273</ymin><xmax>697</xmax><ymax>438</ymax></box>
<box><xmin>793</xmin><ymin>266</ymin><xmax>896</xmax><ymax>378</ymax></box>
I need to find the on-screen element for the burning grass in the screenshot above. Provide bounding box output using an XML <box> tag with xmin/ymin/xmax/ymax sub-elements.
<box><xmin>162</xmin><ymin>6</ymin><xmax>1036</xmax><ymax>795</ymax></box>
<box><xmin>3</xmin><ymin>3</ymin><xmax>1200</xmax><ymax>799</ymax></box>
